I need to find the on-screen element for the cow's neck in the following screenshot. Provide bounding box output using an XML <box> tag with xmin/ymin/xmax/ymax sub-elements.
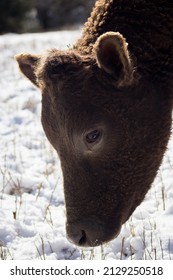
<box><xmin>75</xmin><ymin>0</ymin><xmax>173</xmax><ymax>83</ymax></box>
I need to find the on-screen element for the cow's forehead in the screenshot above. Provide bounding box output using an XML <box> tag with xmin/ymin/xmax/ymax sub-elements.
<box><xmin>37</xmin><ymin>52</ymin><xmax>95</xmax><ymax>94</ymax></box>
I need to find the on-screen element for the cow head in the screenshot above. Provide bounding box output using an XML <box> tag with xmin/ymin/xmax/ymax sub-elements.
<box><xmin>16</xmin><ymin>32</ymin><xmax>172</xmax><ymax>246</ymax></box>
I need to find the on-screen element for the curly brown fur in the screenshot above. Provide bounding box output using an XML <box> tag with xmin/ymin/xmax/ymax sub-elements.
<box><xmin>75</xmin><ymin>0</ymin><xmax>173</xmax><ymax>85</ymax></box>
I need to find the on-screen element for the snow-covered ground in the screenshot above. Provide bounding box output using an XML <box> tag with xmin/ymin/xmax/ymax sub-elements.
<box><xmin>0</xmin><ymin>29</ymin><xmax>173</xmax><ymax>260</ymax></box>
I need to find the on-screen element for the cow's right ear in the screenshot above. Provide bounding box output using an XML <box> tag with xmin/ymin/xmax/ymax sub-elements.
<box><xmin>15</xmin><ymin>53</ymin><xmax>40</xmax><ymax>87</ymax></box>
<box><xmin>93</xmin><ymin>32</ymin><xmax>134</xmax><ymax>87</ymax></box>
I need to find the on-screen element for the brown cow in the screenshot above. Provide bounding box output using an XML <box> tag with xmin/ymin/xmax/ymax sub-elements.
<box><xmin>16</xmin><ymin>0</ymin><xmax>173</xmax><ymax>247</ymax></box>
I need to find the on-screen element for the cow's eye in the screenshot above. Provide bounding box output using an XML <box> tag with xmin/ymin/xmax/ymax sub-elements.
<box><xmin>85</xmin><ymin>129</ymin><xmax>102</xmax><ymax>144</ymax></box>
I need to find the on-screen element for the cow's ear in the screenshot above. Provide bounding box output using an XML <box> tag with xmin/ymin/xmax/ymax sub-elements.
<box><xmin>93</xmin><ymin>32</ymin><xmax>134</xmax><ymax>87</ymax></box>
<box><xmin>15</xmin><ymin>53</ymin><xmax>40</xmax><ymax>87</ymax></box>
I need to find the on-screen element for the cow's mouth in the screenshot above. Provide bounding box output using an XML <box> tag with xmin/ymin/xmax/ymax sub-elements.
<box><xmin>66</xmin><ymin>220</ymin><xmax>121</xmax><ymax>247</ymax></box>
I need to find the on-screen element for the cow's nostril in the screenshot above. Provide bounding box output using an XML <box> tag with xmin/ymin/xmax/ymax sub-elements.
<box><xmin>66</xmin><ymin>221</ymin><xmax>104</xmax><ymax>247</ymax></box>
<box><xmin>79</xmin><ymin>230</ymin><xmax>87</xmax><ymax>246</ymax></box>
<box><xmin>66</xmin><ymin>224</ymin><xmax>89</xmax><ymax>247</ymax></box>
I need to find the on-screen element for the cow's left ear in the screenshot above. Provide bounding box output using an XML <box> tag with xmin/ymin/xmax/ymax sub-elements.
<box><xmin>93</xmin><ymin>32</ymin><xmax>134</xmax><ymax>87</ymax></box>
<box><xmin>15</xmin><ymin>53</ymin><xmax>40</xmax><ymax>87</ymax></box>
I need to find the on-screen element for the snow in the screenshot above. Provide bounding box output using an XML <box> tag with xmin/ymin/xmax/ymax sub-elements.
<box><xmin>0</xmin><ymin>29</ymin><xmax>173</xmax><ymax>260</ymax></box>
